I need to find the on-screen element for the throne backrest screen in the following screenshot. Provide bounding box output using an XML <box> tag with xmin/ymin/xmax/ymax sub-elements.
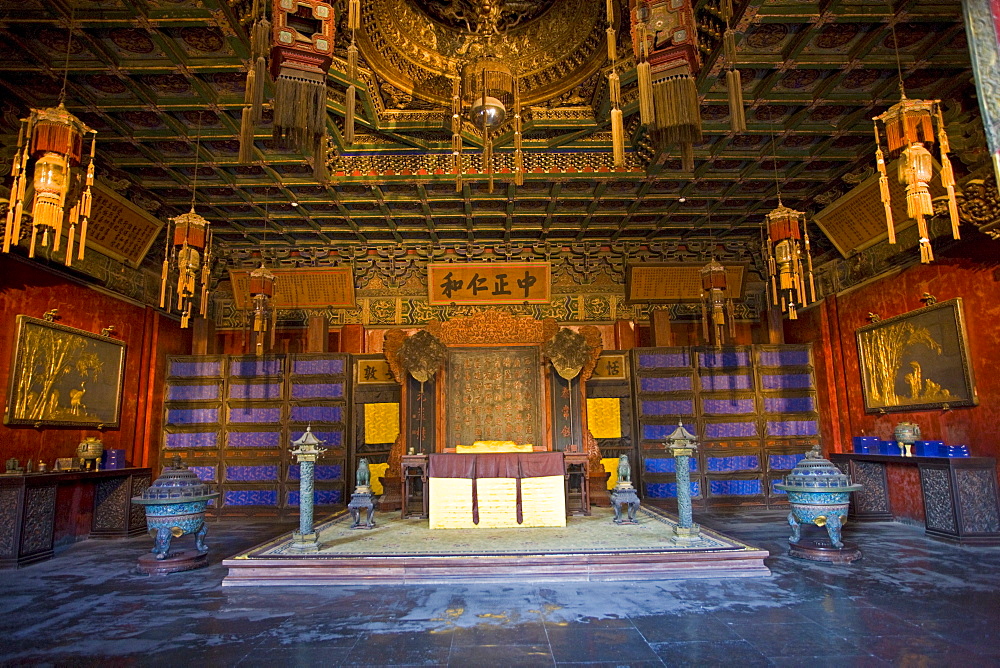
<box><xmin>445</xmin><ymin>346</ymin><xmax>541</xmax><ymax>449</ymax></box>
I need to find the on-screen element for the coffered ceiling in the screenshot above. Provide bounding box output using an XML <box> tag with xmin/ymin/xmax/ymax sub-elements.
<box><xmin>0</xmin><ymin>0</ymin><xmax>978</xmax><ymax>267</ymax></box>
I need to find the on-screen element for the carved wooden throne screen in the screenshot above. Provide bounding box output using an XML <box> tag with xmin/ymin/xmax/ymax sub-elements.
<box><xmin>444</xmin><ymin>346</ymin><xmax>542</xmax><ymax>449</ymax></box>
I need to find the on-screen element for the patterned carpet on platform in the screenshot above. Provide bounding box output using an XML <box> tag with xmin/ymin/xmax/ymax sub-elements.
<box><xmin>250</xmin><ymin>506</ymin><xmax>756</xmax><ymax>558</ymax></box>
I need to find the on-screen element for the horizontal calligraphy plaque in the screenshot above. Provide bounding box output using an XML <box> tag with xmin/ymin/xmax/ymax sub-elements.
<box><xmin>428</xmin><ymin>262</ymin><xmax>550</xmax><ymax>305</ymax></box>
<box><xmin>625</xmin><ymin>263</ymin><xmax>746</xmax><ymax>303</ymax></box>
<box><xmin>85</xmin><ymin>182</ymin><xmax>163</xmax><ymax>266</ymax></box>
<box><xmin>229</xmin><ymin>267</ymin><xmax>355</xmax><ymax>309</ymax></box>
<box><xmin>813</xmin><ymin>158</ymin><xmax>945</xmax><ymax>257</ymax></box>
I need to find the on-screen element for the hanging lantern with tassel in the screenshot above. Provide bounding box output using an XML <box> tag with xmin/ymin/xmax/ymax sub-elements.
<box><xmin>248</xmin><ymin>263</ymin><xmax>277</xmax><ymax>355</ymax></box>
<box><xmin>699</xmin><ymin>259</ymin><xmax>735</xmax><ymax>346</ymax></box>
<box><xmin>160</xmin><ymin>210</ymin><xmax>213</xmax><ymax>329</ymax></box>
<box><xmin>764</xmin><ymin>204</ymin><xmax>815</xmax><ymax>320</ymax></box>
<box><xmin>631</xmin><ymin>0</ymin><xmax>702</xmax><ymax>171</ymax></box>
<box><xmin>873</xmin><ymin>97</ymin><xmax>961</xmax><ymax>263</ymax></box>
<box><xmin>461</xmin><ymin>56</ymin><xmax>516</xmax><ymax>193</ymax></box>
<box><xmin>270</xmin><ymin>0</ymin><xmax>335</xmax><ymax>181</ymax></box>
<box><xmin>3</xmin><ymin>104</ymin><xmax>96</xmax><ymax>266</ymax></box>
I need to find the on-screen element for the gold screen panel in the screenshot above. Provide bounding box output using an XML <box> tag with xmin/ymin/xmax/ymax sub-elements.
<box><xmin>228</xmin><ymin>267</ymin><xmax>356</xmax><ymax>309</ymax></box>
<box><xmin>626</xmin><ymin>263</ymin><xmax>746</xmax><ymax>303</ymax></box>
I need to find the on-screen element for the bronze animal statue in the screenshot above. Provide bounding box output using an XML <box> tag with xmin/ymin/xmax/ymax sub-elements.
<box><xmin>617</xmin><ymin>454</ymin><xmax>632</xmax><ymax>486</ymax></box>
<box><xmin>356</xmin><ymin>457</ymin><xmax>371</xmax><ymax>489</ymax></box>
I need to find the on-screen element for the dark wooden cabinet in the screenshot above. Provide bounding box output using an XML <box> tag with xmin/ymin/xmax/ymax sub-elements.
<box><xmin>0</xmin><ymin>468</ymin><xmax>151</xmax><ymax>568</ymax></box>
<box><xmin>832</xmin><ymin>454</ymin><xmax>1000</xmax><ymax>544</ymax></box>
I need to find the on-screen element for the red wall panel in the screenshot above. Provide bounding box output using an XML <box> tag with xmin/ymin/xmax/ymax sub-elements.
<box><xmin>786</xmin><ymin>255</ymin><xmax>1000</xmax><ymax>463</ymax></box>
<box><xmin>0</xmin><ymin>256</ymin><xmax>189</xmax><ymax>471</ymax></box>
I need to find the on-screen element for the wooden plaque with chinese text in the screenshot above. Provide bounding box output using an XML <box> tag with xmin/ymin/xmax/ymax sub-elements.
<box><xmin>428</xmin><ymin>262</ymin><xmax>550</xmax><ymax>305</ymax></box>
<box><xmin>229</xmin><ymin>267</ymin><xmax>356</xmax><ymax>309</ymax></box>
<box><xmin>625</xmin><ymin>263</ymin><xmax>746</xmax><ymax>303</ymax></box>
<box><xmin>813</xmin><ymin>159</ymin><xmax>945</xmax><ymax>257</ymax></box>
<box><xmin>84</xmin><ymin>183</ymin><xmax>163</xmax><ymax>266</ymax></box>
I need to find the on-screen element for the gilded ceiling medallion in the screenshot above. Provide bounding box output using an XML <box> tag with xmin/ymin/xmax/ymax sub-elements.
<box><xmin>357</xmin><ymin>0</ymin><xmax>607</xmax><ymax>108</ymax></box>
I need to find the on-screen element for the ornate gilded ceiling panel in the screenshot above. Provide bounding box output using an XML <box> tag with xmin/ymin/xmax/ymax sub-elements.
<box><xmin>358</xmin><ymin>0</ymin><xmax>607</xmax><ymax>107</ymax></box>
<box><xmin>0</xmin><ymin>0</ymin><xmax>984</xmax><ymax>287</ymax></box>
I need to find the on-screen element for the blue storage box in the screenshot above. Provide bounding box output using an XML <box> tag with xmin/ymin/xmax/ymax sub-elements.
<box><xmin>101</xmin><ymin>449</ymin><xmax>126</xmax><ymax>470</ymax></box>
<box><xmin>852</xmin><ymin>436</ymin><xmax>880</xmax><ymax>454</ymax></box>
<box><xmin>879</xmin><ymin>440</ymin><xmax>902</xmax><ymax>455</ymax></box>
<box><xmin>913</xmin><ymin>440</ymin><xmax>944</xmax><ymax>457</ymax></box>
<box><xmin>941</xmin><ymin>445</ymin><xmax>970</xmax><ymax>458</ymax></box>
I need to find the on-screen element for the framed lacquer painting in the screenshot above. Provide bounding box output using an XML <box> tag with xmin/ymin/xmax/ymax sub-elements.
<box><xmin>855</xmin><ymin>298</ymin><xmax>977</xmax><ymax>413</ymax></box>
<box><xmin>4</xmin><ymin>316</ymin><xmax>126</xmax><ymax>427</ymax></box>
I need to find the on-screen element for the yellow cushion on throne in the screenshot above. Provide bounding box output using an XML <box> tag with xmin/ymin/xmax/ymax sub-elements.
<box><xmin>455</xmin><ymin>441</ymin><xmax>534</xmax><ymax>454</ymax></box>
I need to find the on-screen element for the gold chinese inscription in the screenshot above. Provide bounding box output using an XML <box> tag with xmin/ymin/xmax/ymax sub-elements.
<box><xmin>626</xmin><ymin>264</ymin><xmax>745</xmax><ymax>303</ymax></box>
<box><xmin>229</xmin><ymin>267</ymin><xmax>355</xmax><ymax>309</ymax></box>
<box><xmin>86</xmin><ymin>184</ymin><xmax>163</xmax><ymax>266</ymax></box>
<box><xmin>357</xmin><ymin>359</ymin><xmax>396</xmax><ymax>385</ymax></box>
<box><xmin>591</xmin><ymin>354</ymin><xmax>627</xmax><ymax>380</ymax></box>
<box><xmin>445</xmin><ymin>347</ymin><xmax>541</xmax><ymax>449</ymax></box>
<box><xmin>428</xmin><ymin>262</ymin><xmax>550</xmax><ymax>305</ymax></box>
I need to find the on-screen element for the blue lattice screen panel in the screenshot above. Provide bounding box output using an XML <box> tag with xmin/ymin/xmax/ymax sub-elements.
<box><xmin>163</xmin><ymin>353</ymin><xmax>349</xmax><ymax>518</ymax></box>
<box><xmin>632</xmin><ymin>344</ymin><xmax>818</xmax><ymax>508</ymax></box>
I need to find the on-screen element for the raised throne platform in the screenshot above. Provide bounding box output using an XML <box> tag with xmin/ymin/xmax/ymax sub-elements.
<box><xmin>222</xmin><ymin>505</ymin><xmax>770</xmax><ymax>586</ymax></box>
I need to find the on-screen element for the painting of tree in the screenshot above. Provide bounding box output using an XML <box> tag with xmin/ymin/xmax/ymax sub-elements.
<box><xmin>5</xmin><ymin>317</ymin><xmax>125</xmax><ymax>427</ymax></box>
<box><xmin>856</xmin><ymin>299</ymin><xmax>977</xmax><ymax>413</ymax></box>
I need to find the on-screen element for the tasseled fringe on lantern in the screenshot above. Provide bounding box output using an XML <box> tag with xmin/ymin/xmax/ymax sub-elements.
<box><xmin>606</xmin><ymin>27</ymin><xmax>616</xmax><ymax>61</ymax></box>
<box><xmin>803</xmin><ymin>228</ymin><xmax>816</xmax><ymax>303</ymax></box>
<box><xmin>452</xmin><ymin>133</ymin><xmax>463</xmax><ymax>191</ymax></box>
<box><xmin>239</xmin><ymin>106</ymin><xmax>256</xmax><ymax>163</ymax></box>
<box><xmin>348</xmin><ymin>0</ymin><xmax>360</xmax><ymax>30</ymax></box>
<box><xmin>514</xmin><ymin>109</ymin><xmax>523</xmax><ymax>186</ymax></box>
<box><xmin>904</xmin><ymin>182</ymin><xmax>933</xmax><ymax>221</ymax></box>
<box><xmin>272</xmin><ymin>72</ymin><xmax>327</xmax><ymax>154</ymax></box>
<box><xmin>700</xmin><ymin>300</ymin><xmax>709</xmax><ymax>342</ymax></box>
<box><xmin>4</xmin><ymin>123</ymin><xmax>28</xmax><ymax>254</ymax></box>
<box><xmin>313</xmin><ymin>134</ymin><xmax>328</xmax><ymax>182</ymax></box>
<box><xmin>934</xmin><ymin>106</ymin><xmax>961</xmax><ymax>239</ymax></box>
<box><xmin>347</xmin><ymin>43</ymin><xmax>358</xmax><ymax>81</ymax></box>
<box><xmin>159</xmin><ymin>263</ymin><xmax>169</xmax><ymax>310</ymax></box>
<box><xmin>345</xmin><ymin>84</ymin><xmax>356</xmax><ymax>145</ymax></box>
<box><xmin>918</xmin><ymin>221</ymin><xmax>934</xmax><ymax>263</ymax></box>
<box><xmin>650</xmin><ymin>74</ymin><xmax>701</xmax><ymax>170</ymax></box>
<box><xmin>29</xmin><ymin>197</ymin><xmax>65</xmax><ymax>257</ymax></box>
<box><xmin>251</xmin><ymin>17</ymin><xmax>270</xmax><ymax>59</ymax></box>
<box><xmin>874</xmin><ymin>141</ymin><xmax>896</xmax><ymax>244</ymax></box>
<box><xmin>484</xmin><ymin>136</ymin><xmax>494</xmax><ymax>193</ymax></box>
<box><xmin>239</xmin><ymin>54</ymin><xmax>267</xmax><ymax>162</ymax></box>
<box><xmin>250</xmin><ymin>57</ymin><xmax>266</xmax><ymax>120</ymax></box>
<box><xmin>726</xmin><ymin>299</ymin><xmax>736</xmax><ymax>339</ymax></box>
<box><xmin>608</xmin><ymin>71</ymin><xmax>621</xmax><ymax>106</ymax></box>
<box><xmin>606</xmin><ymin>0</ymin><xmax>614</xmax><ymax>22</ymax></box>
<box><xmin>884</xmin><ymin>111</ymin><xmax>934</xmax><ymax>156</ymax></box>
<box><xmin>611</xmin><ymin>107</ymin><xmax>624</xmax><ymax>167</ymax></box>
<box><xmin>70</xmin><ymin>154</ymin><xmax>95</xmax><ymax>264</ymax></box>
<box><xmin>636</xmin><ymin>61</ymin><xmax>654</xmax><ymax>125</ymax></box>
<box><xmin>724</xmin><ymin>29</ymin><xmax>737</xmax><ymax>66</ymax></box>
<box><xmin>940</xmin><ymin>153</ymin><xmax>960</xmax><ymax>238</ymax></box>
<box><xmin>723</xmin><ymin>30</ymin><xmax>745</xmax><ymax>132</ymax></box>
<box><xmin>727</xmin><ymin>69</ymin><xmax>745</xmax><ymax>132</ymax></box>
<box><xmin>721</xmin><ymin>0</ymin><xmax>732</xmax><ymax>21</ymax></box>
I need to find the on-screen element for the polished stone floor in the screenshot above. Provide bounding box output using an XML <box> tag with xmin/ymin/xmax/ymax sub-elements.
<box><xmin>2</xmin><ymin>508</ymin><xmax>999</xmax><ymax>667</ymax></box>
